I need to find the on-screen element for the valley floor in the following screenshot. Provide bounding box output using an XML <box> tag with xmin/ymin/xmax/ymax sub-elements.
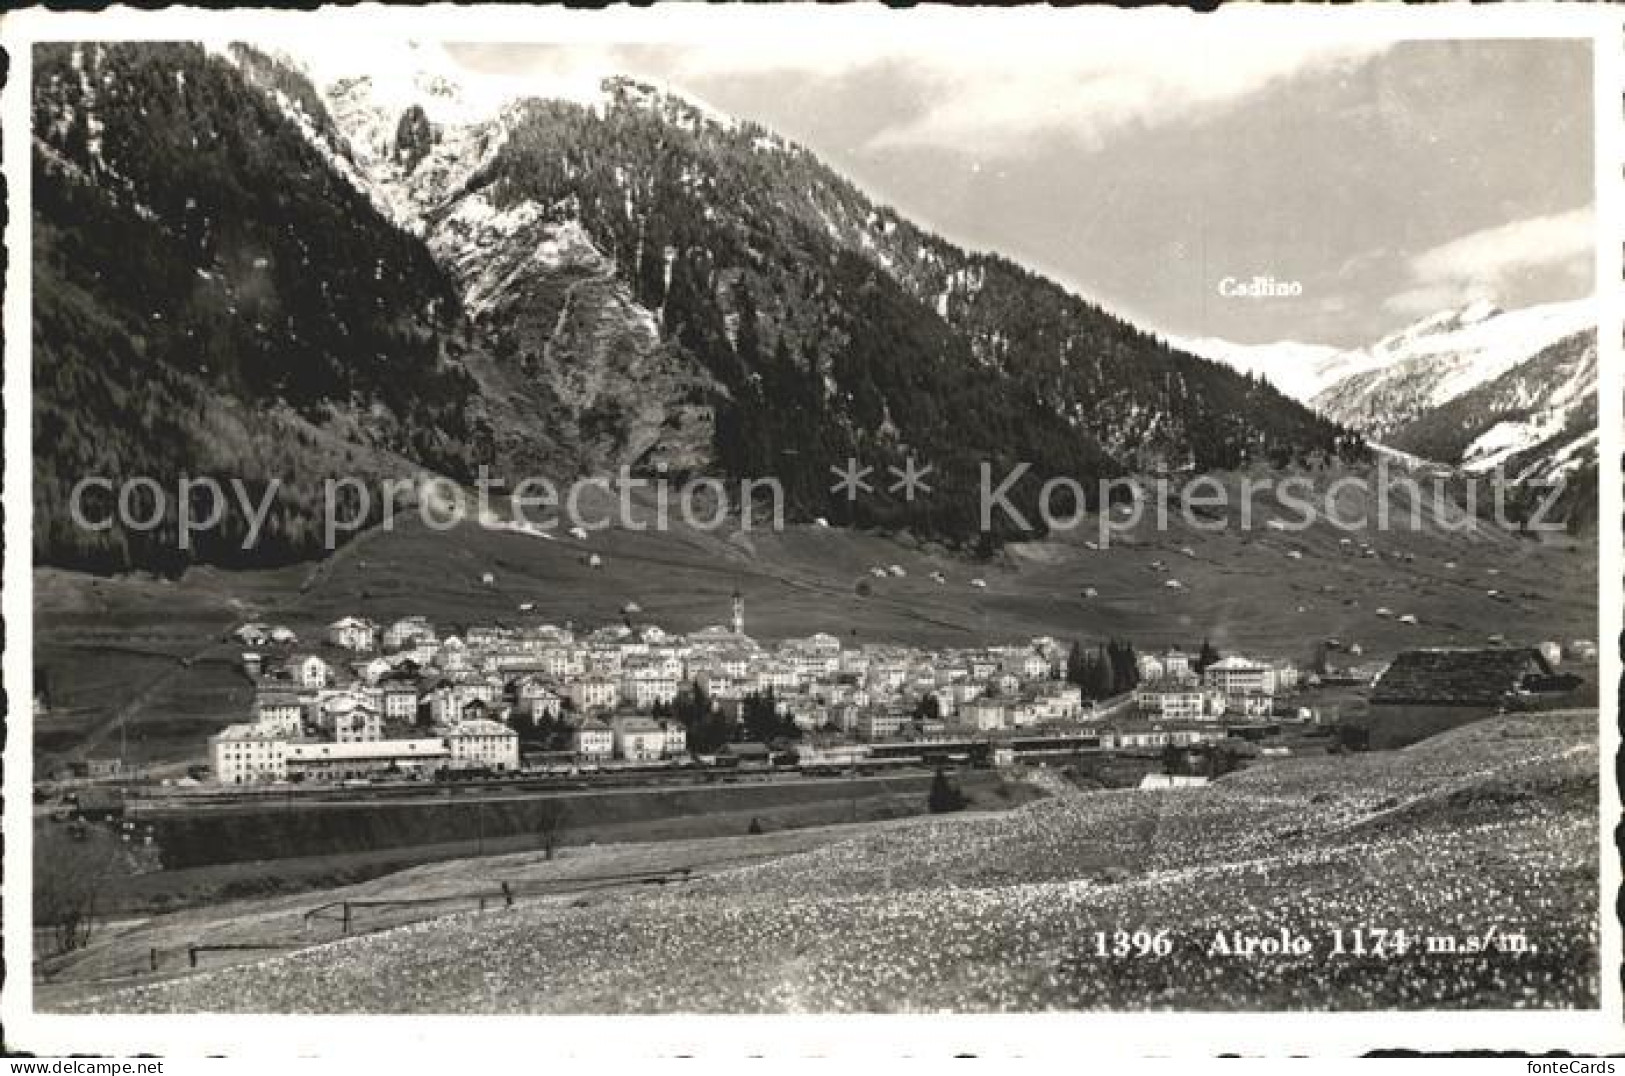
<box><xmin>33</xmin><ymin>474</ymin><xmax>1601</xmax><ymax>772</ymax></box>
<box><xmin>56</xmin><ymin>710</ymin><xmax>1600</xmax><ymax>1013</ymax></box>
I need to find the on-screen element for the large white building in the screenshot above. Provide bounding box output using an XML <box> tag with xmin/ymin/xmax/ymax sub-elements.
<box><xmin>428</xmin><ymin>680</ymin><xmax>500</xmax><ymax>725</ymax></box>
<box><xmin>528</xmin><ymin>647</ymin><xmax>576</xmax><ymax>679</ymax></box>
<box><xmin>286</xmin><ymin>739</ymin><xmax>448</xmax><ymax>781</ymax></box>
<box><xmin>1203</xmin><ymin>656</ymin><xmax>1273</xmax><ymax>696</ymax></box>
<box><xmin>1032</xmin><ymin>683</ymin><xmax>1086</xmax><ymax>721</ymax></box>
<box><xmin>1162</xmin><ymin>649</ymin><xmax>1195</xmax><ymax>682</ymax></box>
<box><xmin>512</xmin><ymin>677</ymin><xmax>563</xmax><ymax>719</ymax></box>
<box><xmin>318</xmin><ymin>689</ymin><xmax>384</xmax><ymax>742</ymax></box>
<box><xmin>957</xmin><ymin>698</ymin><xmax>1007</xmax><ymax>732</ymax></box>
<box><xmin>445</xmin><ymin>719</ymin><xmax>520</xmax><ymax>772</ymax></box>
<box><xmin>856</xmin><ymin>709</ymin><xmax>909</xmax><ymax>741</ymax></box>
<box><xmin>331</xmin><ymin>701</ymin><xmax>383</xmax><ymax>743</ymax></box>
<box><xmin>382</xmin><ymin>616</ymin><xmax>436</xmax><ymax>652</ymax></box>
<box><xmin>381</xmin><ymin>683</ymin><xmax>421</xmax><ymax>723</ymax></box>
<box><xmin>610</xmin><ymin>716</ymin><xmax>667</xmax><ymax>762</ymax></box>
<box><xmin>751</xmin><ymin>660</ymin><xmax>801</xmax><ymax>694</ymax></box>
<box><xmin>695</xmin><ymin>668</ymin><xmax>745</xmax><ymax>701</ymax></box>
<box><xmin>1201</xmin><ymin>655</ymin><xmax>1296</xmax><ymax>713</ymax></box>
<box><xmin>568</xmin><ymin>676</ymin><xmax>618</xmax><ymax>713</ymax></box>
<box><xmin>210</xmin><ymin>724</ymin><xmax>290</xmax><ymax>785</ymax></box>
<box><xmin>570</xmin><ymin>718</ymin><xmax>615</xmax><ymax>761</ymax></box>
<box><xmin>437</xmin><ymin>636</ymin><xmax>471</xmax><ymax>672</ymax></box>
<box><xmin>999</xmin><ymin>649</ymin><xmax>1051</xmax><ymax>680</ymax></box>
<box><xmin>253</xmin><ymin>690</ymin><xmax>302</xmax><ymax>736</ymax></box>
<box><xmin>1134</xmin><ymin>681</ymin><xmax>1227</xmax><ymax>721</ymax></box>
<box><xmin>619</xmin><ymin>667</ymin><xmax>679</xmax><ymax>709</ymax></box>
<box><xmin>287</xmin><ymin>653</ymin><xmax>332</xmax><ymax>690</ymax></box>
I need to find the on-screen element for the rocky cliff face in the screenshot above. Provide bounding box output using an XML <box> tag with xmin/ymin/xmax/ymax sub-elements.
<box><xmin>293</xmin><ymin>55</ymin><xmax>720</xmax><ymax>479</ymax></box>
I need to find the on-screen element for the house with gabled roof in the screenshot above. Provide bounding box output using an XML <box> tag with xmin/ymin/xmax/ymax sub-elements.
<box><xmin>327</xmin><ymin>616</ymin><xmax>377</xmax><ymax>652</ymax></box>
<box><xmin>1365</xmin><ymin>647</ymin><xmax>1571</xmax><ymax>747</ymax></box>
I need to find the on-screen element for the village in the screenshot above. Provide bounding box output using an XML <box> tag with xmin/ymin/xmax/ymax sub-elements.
<box><xmin>199</xmin><ymin>583</ymin><xmax>1590</xmax><ymax>789</ymax></box>
<box><xmin>208</xmin><ymin>589</ymin><xmax>1348</xmax><ymax>785</ymax></box>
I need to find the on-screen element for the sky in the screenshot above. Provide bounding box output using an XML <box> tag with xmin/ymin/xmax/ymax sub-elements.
<box><xmin>439</xmin><ymin>29</ymin><xmax>1594</xmax><ymax>348</ymax></box>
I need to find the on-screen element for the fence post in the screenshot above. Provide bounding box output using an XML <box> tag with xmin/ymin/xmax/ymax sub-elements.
<box><xmin>478</xmin><ymin>896</ymin><xmax>487</xmax><ymax>912</ymax></box>
<box><xmin>188</xmin><ymin>947</ymin><xmax>198</xmax><ymax>969</ymax></box>
<box><xmin>502</xmin><ymin>881</ymin><xmax>514</xmax><ymax>908</ymax></box>
<box><xmin>150</xmin><ymin>947</ymin><xmax>159</xmax><ymax>972</ymax></box>
<box><xmin>341</xmin><ymin>902</ymin><xmax>352</xmax><ymax>935</ymax></box>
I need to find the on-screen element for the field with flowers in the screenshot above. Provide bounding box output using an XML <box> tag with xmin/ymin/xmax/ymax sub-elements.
<box><xmin>77</xmin><ymin>710</ymin><xmax>1599</xmax><ymax>1013</ymax></box>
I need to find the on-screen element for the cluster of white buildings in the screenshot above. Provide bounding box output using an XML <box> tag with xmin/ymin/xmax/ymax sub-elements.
<box><xmin>212</xmin><ymin>593</ymin><xmax>1128</xmax><ymax>783</ymax></box>
<box><xmin>1131</xmin><ymin>650</ymin><xmax>1301</xmax><ymax>721</ymax></box>
<box><xmin>209</xmin><ymin>711</ymin><xmax>521</xmax><ymax>786</ymax></box>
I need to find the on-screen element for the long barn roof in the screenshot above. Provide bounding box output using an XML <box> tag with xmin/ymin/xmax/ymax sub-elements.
<box><xmin>1370</xmin><ymin>648</ymin><xmax>1552</xmax><ymax>706</ymax></box>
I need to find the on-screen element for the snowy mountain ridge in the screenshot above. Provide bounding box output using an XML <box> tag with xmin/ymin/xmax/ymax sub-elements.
<box><xmin>1178</xmin><ymin>297</ymin><xmax>1595</xmax><ymax>484</ymax></box>
<box><xmin>1165</xmin><ymin>334</ymin><xmax>1369</xmax><ymax>403</ymax></box>
<box><xmin>1307</xmin><ymin>298</ymin><xmax>1593</xmax><ymax>441</ymax></box>
<box><xmin>1174</xmin><ymin>298</ymin><xmax>1592</xmax><ymax>410</ymax></box>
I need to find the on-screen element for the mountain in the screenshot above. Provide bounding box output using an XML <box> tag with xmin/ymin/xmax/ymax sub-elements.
<box><xmin>1181</xmin><ymin>298</ymin><xmax>1597</xmax><ymax>522</ymax></box>
<box><xmin>1307</xmin><ymin>299</ymin><xmax>1593</xmax><ymax>444</ymax></box>
<box><xmin>1382</xmin><ymin>326</ymin><xmax>1599</xmax><ymax>533</ymax></box>
<box><xmin>1162</xmin><ymin>336</ymin><xmax>1369</xmax><ymax>403</ymax></box>
<box><xmin>1176</xmin><ymin>299</ymin><xmax>1592</xmax><ymax>416</ymax></box>
<box><xmin>32</xmin><ymin>42</ymin><xmax>1362</xmax><ymax>574</ymax></box>
<box><xmin>1381</xmin><ymin>328</ymin><xmax>1596</xmax><ymax>477</ymax></box>
<box><xmin>1310</xmin><ymin>300</ymin><xmax>1597</xmax><ymax>530</ymax></box>
<box><xmin>301</xmin><ymin>55</ymin><xmax>1362</xmax><ymax>523</ymax></box>
<box><xmin>31</xmin><ymin>42</ymin><xmax>492</xmax><ymax>573</ymax></box>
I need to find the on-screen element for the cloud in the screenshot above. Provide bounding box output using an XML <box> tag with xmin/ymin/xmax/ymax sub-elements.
<box><xmin>638</xmin><ymin>14</ymin><xmax>1395</xmax><ymax>153</ymax></box>
<box><xmin>1385</xmin><ymin>207</ymin><xmax>1594</xmax><ymax>315</ymax></box>
<box><xmin>433</xmin><ymin>15</ymin><xmax>1393</xmax><ymax>154</ymax></box>
<box><xmin>862</xmin><ymin>42</ymin><xmax>1388</xmax><ymax>153</ymax></box>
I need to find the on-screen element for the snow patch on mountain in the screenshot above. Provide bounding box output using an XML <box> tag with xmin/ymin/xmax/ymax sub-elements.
<box><xmin>1315</xmin><ymin>301</ymin><xmax>1591</xmax><ymax>443</ymax></box>
<box><xmin>1458</xmin><ymin>334</ymin><xmax>1598</xmax><ymax>476</ymax></box>
<box><xmin>251</xmin><ymin>41</ymin><xmax>586</xmax><ymax>232</ymax></box>
<box><xmin>1357</xmin><ymin>299</ymin><xmax>1593</xmax><ymax>411</ymax></box>
<box><xmin>430</xmin><ymin>195</ymin><xmax>607</xmax><ymax>318</ymax></box>
<box><xmin>1187</xmin><ymin>296</ymin><xmax>1597</xmax><ymax>488</ymax></box>
<box><xmin>1166</xmin><ymin>335</ymin><xmax>1363</xmax><ymax>402</ymax></box>
<box><xmin>1532</xmin><ymin>429</ymin><xmax>1599</xmax><ymax>478</ymax></box>
<box><xmin>1463</xmin><ymin>413</ymin><xmax>1568</xmax><ymax>474</ymax></box>
<box><xmin>322</xmin><ymin>83</ymin><xmax>517</xmax><ymax>229</ymax></box>
<box><xmin>1368</xmin><ymin>441</ymin><xmax>1449</xmax><ymax>474</ymax></box>
<box><xmin>1175</xmin><ymin>298</ymin><xmax>1593</xmax><ymax>414</ymax></box>
<box><xmin>601</xmin><ymin>75</ymin><xmax>738</xmax><ymax>134</ymax></box>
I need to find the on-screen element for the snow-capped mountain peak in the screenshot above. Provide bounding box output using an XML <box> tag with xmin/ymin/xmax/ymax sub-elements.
<box><xmin>1184</xmin><ymin>296</ymin><xmax>1597</xmax><ymax>488</ymax></box>
<box><xmin>600</xmin><ymin>75</ymin><xmax>740</xmax><ymax>135</ymax></box>
<box><xmin>1316</xmin><ymin>298</ymin><xmax>1593</xmax><ymax>420</ymax></box>
<box><xmin>1182</xmin><ymin>297</ymin><xmax>1592</xmax><ymax>412</ymax></box>
<box><xmin>1374</xmin><ymin>297</ymin><xmax>1503</xmax><ymax>355</ymax></box>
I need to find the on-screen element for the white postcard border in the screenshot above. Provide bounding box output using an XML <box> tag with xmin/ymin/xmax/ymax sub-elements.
<box><xmin>2</xmin><ymin>2</ymin><xmax>1620</xmax><ymax>1057</ymax></box>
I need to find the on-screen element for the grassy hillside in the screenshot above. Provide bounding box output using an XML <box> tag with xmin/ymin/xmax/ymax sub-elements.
<box><xmin>33</xmin><ymin>465</ymin><xmax>1597</xmax><ymax>771</ymax></box>
<box><xmin>71</xmin><ymin>710</ymin><xmax>1598</xmax><ymax>1012</ymax></box>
